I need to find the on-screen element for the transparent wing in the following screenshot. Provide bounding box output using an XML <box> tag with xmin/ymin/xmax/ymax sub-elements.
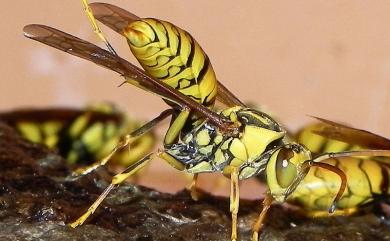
<box><xmin>310</xmin><ymin>116</ymin><xmax>390</xmax><ymax>150</ymax></box>
<box><xmin>89</xmin><ymin>2</ymin><xmax>245</xmax><ymax>108</ymax></box>
<box><xmin>89</xmin><ymin>2</ymin><xmax>141</xmax><ymax>33</ymax></box>
<box><xmin>23</xmin><ymin>24</ymin><xmax>236</xmax><ymax>133</ymax></box>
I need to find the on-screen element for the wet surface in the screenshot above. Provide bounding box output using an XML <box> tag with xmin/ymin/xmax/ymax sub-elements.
<box><xmin>0</xmin><ymin>121</ymin><xmax>390</xmax><ymax>241</ymax></box>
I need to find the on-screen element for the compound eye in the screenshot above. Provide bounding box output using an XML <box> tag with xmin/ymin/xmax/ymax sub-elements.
<box><xmin>275</xmin><ymin>147</ymin><xmax>297</xmax><ymax>188</ymax></box>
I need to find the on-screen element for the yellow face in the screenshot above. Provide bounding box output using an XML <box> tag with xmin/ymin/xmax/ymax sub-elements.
<box><xmin>266</xmin><ymin>143</ymin><xmax>311</xmax><ymax>202</ymax></box>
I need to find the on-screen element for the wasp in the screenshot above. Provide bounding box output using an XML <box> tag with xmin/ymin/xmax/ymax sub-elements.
<box><xmin>279</xmin><ymin>118</ymin><xmax>390</xmax><ymax>217</ymax></box>
<box><xmin>23</xmin><ymin>2</ymin><xmax>390</xmax><ymax>240</ymax></box>
<box><xmin>0</xmin><ymin>104</ymin><xmax>155</xmax><ymax>167</ymax></box>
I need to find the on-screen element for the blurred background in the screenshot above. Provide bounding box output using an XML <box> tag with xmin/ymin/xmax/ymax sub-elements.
<box><xmin>1</xmin><ymin>1</ymin><xmax>390</xmax><ymax>198</ymax></box>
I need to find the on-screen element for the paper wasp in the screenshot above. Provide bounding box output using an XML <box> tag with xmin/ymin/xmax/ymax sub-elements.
<box><xmin>283</xmin><ymin>119</ymin><xmax>390</xmax><ymax>217</ymax></box>
<box><xmin>23</xmin><ymin>2</ymin><xmax>390</xmax><ymax>240</ymax></box>
<box><xmin>0</xmin><ymin>104</ymin><xmax>155</xmax><ymax>167</ymax></box>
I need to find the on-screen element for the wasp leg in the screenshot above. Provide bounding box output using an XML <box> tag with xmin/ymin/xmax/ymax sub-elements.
<box><xmin>303</xmin><ymin>207</ymin><xmax>357</xmax><ymax>217</ymax></box>
<box><xmin>230</xmin><ymin>167</ymin><xmax>239</xmax><ymax>241</ymax></box>
<box><xmin>163</xmin><ymin>108</ymin><xmax>190</xmax><ymax>145</ymax></box>
<box><xmin>74</xmin><ymin>109</ymin><xmax>173</xmax><ymax>176</ymax></box>
<box><xmin>163</xmin><ymin>108</ymin><xmax>203</xmax><ymax>201</ymax></box>
<box><xmin>251</xmin><ymin>193</ymin><xmax>273</xmax><ymax>241</ymax></box>
<box><xmin>81</xmin><ymin>0</ymin><xmax>117</xmax><ymax>55</ymax></box>
<box><xmin>70</xmin><ymin>151</ymin><xmax>159</xmax><ymax>228</ymax></box>
<box><xmin>188</xmin><ymin>173</ymin><xmax>200</xmax><ymax>201</ymax></box>
<box><xmin>371</xmin><ymin>198</ymin><xmax>390</xmax><ymax>226</ymax></box>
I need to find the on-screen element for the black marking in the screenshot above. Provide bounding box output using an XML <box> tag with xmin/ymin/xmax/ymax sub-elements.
<box><xmin>196</xmin><ymin>55</ymin><xmax>210</xmax><ymax>84</ymax></box>
<box><xmin>186</xmin><ymin>33</ymin><xmax>196</xmax><ymax>73</ymax></box>
<box><xmin>142</xmin><ymin>19</ymin><xmax>160</xmax><ymax>43</ymax></box>
<box><xmin>203</xmin><ymin>82</ymin><xmax>217</xmax><ymax>107</ymax></box>
<box><xmin>263</xmin><ymin>138</ymin><xmax>284</xmax><ymax>155</ymax></box>
<box><xmin>157</xmin><ymin>19</ymin><xmax>171</xmax><ymax>48</ymax></box>
<box><xmin>237</xmin><ymin>109</ymin><xmax>282</xmax><ymax>132</ymax></box>
<box><xmin>380</xmin><ymin>163</ymin><xmax>389</xmax><ymax>195</ymax></box>
<box><xmin>315</xmin><ymin>137</ymin><xmax>328</xmax><ymax>154</ymax></box>
<box><xmin>177</xmin><ymin>78</ymin><xmax>191</xmax><ymax>89</ymax></box>
<box><xmin>345</xmin><ymin>144</ymin><xmax>355</xmax><ymax>151</ymax></box>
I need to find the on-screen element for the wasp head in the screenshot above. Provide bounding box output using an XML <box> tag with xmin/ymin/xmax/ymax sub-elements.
<box><xmin>265</xmin><ymin>143</ymin><xmax>312</xmax><ymax>202</ymax></box>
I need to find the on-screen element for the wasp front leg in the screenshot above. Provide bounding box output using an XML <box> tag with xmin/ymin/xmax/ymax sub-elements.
<box><xmin>230</xmin><ymin>166</ymin><xmax>240</xmax><ymax>241</ymax></box>
<box><xmin>251</xmin><ymin>193</ymin><xmax>273</xmax><ymax>241</ymax></box>
<box><xmin>163</xmin><ymin>108</ymin><xmax>202</xmax><ymax>201</ymax></box>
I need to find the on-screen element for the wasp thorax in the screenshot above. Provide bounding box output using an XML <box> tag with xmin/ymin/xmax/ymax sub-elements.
<box><xmin>266</xmin><ymin>144</ymin><xmax>311</xmax><ymax>202</ymax></box>
<box><xmin>125</xmin><ymin>20</ymin><xmax>155</xmax><ymax>48</ymax></box>
<box><xmin>221</xmin><ymin>107</ymin><xmax>286</xmax><ymax>159</ymax></box>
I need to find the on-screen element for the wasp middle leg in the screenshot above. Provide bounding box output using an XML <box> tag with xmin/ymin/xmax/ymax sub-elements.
<box><xmin>73</xmin><ymin>109</ymin><xmax>174</xmax><ymax>176</ymax></box>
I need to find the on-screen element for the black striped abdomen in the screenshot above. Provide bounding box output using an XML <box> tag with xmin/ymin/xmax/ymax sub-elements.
<box><xmin>288</xmin><ymin>157</ymin><xmax>390</xmax><ymax>212</ymax></box>
<box><xmin>123</xmin><ymin>18</ymin><xmax>217</xmax><ymax>108</ymax></box>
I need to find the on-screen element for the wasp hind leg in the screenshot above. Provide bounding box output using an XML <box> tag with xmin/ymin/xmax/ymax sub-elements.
<box><xmin>70</xmin><ymin>151</ymin><xmax>161</xmax><ymax>228</ymax></box>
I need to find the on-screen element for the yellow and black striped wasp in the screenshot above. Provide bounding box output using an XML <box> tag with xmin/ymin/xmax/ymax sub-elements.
<box><xmin>0</xmin><ymin>104</ymin><xmax>155</xmax><ymax>167</ymax></box>
<box><xmin>23</xmin><ymin>2</ymin><xmax>390</xmax><ymax>240</ymax></box>
<box><xmin>283</xmin><ymin>118</ymin><xmax>390</xmax><ymax>217</ymax></box>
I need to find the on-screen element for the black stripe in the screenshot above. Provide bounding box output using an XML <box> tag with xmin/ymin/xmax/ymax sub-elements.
<box><xmin>186</xmin><ymin>33</ymin><xmax>196</xmax><ymax>71</ymax></box>
<box><xmin>317</xmin><ymin>139</ymin><xmax>329</xmax><ymax>154</ymax></box>
<box><xmin>143</xmin><ymin>19</ymin><xmax>160</xmax><ymax>43</ymax></box>
<box><xmin>196</xmin><ymin>55</ymin><xmax>210</xmax><ymax>83</ymax></box>
<box><xmin>379</xmin><ymin>163</ymin><xmax>389</xmax><ymax>194</ymax></box>
<box><xmin>174</xmin><ymin>23</ymin><xmax>182</xmax><ymax>56</ymax></box>
<box><xmin>158</xmin><ymin>19</ymin><xmax>171</xmax><ymax>48</ymax></box>
<box><xmin>203</xmin><ymin>83</ymin><xmax>217</xmax><ymax>107</ymax></box>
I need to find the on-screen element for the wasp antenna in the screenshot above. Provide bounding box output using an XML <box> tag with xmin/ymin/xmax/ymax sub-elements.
<box><xmin>313</xmin><ymin>150</ymin><xmax>390</xmax><ymax>163</ymax></box>
<box><xmin>117</xmin><ymin>80</ymin><xmax>128</xmax><ymax>87</ymax></box>
<box><xmin>308</xmin><ymin>161</ymin><xmax>347</xmax><ymax>213</ymax></box>
<box><xmin>328</xmin><ymin>203</ymin><xmax>336</xmax><ymax>214</ymax></box>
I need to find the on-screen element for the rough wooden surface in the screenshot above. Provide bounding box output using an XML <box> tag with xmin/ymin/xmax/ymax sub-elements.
<box><xmin>0</xmin><ymin>121</ymin><xmax>389</xmax><ymax>241</ymax></box>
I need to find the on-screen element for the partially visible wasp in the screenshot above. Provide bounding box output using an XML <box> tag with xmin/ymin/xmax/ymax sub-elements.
<box><xmin>0</xmin><ymin>104</ymin><xmax>155</xmax><ymax>167</ymax></box>
<box><xmin>22</xmin><ymin>2</ymin><xmax>390</xmax><ymax>240</ymax></box>
<box><xmin>282</xmin><ymin>118</ymin><xmax>390</xmax><ymax>217</ymax></box>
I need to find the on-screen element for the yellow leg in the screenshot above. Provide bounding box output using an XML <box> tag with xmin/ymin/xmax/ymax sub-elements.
<box><xmin>81</xmin><ymin>0</ymin><xmax>117</xmax><ymax>55</ymax></box>
<box><xmin>251</xmin><ymin>193</ymin><xmax>273</xmax><ymax>241</ymax></box>
<box><xmin>73</xmin><ymin>110</ymin><xmax>173</xmax><ymax>176</ymax></box>
<box><xmin>164</xmin><ymin>108</ymin><xmax>190</xmax><ymax>145</ymax></box>
<box><xmin>74</xmin><ymin>134</ymin><xmax>132</xmax><ymax>175</ymax></box>
<box><xmin>304</xmin><ymin>207</ymin><xmax>358</xmax><ymax>218</ymax></box>
<box><xmin>188</xmin><ymin>173</ymin><xmax>200</xmax><ymax>201</ymax></box>
<box><xmin>230</xmin><ymin>167</ymin><xmax>239</xmax><ymax>241</ymax></box>
<box><xmin>70</xmin><ymin>151</ymin><xmax>158</xmax><ymax>228</ymax></box>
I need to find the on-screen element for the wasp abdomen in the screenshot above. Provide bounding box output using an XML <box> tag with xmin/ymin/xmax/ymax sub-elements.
<box><xmin>288</xmin><ymin>157</ymin><xmax>390</xmax><ymax>213</ymax></box>
<box><xmin>124</xmin><ymin>18</ymin><xmax>217</xmax><ymax>107</ymax></box>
